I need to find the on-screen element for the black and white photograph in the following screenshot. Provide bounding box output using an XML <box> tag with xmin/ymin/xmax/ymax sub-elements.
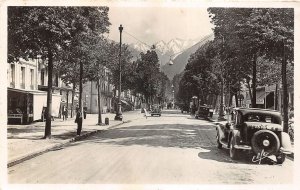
<box><xmin>0</xmin><ymin>0</ymin><xmax>299</xmax><ymax>189</ymax></box>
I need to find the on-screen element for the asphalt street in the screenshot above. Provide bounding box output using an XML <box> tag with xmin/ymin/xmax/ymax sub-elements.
<box><xmin>8</xmin><ymin>110</ymin><xmax>293</xmax><ymax>184</ymax></box>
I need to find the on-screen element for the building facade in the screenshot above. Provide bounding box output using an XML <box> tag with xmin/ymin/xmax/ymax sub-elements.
<box><xmin>7</xmin><ymin>58</ymin><xmax>75</xmax><ymax>124</ymax></box>
<box><xmin>244</xmin><ymin>84</ymin><xmax>294</xmax><ymax>112</ymax></box>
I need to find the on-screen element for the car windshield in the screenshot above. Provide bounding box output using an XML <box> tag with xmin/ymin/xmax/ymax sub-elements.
<box><xmin>243</xmin><ymin>114</ymin><xmax>281</xmax><ymax>124</ymax></box>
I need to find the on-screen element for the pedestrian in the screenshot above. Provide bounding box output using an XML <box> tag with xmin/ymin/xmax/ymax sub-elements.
<box><xmin>75</xmin><ymin>109</ymin><xmax>83</xmax><ymax>136</ymax></box>
<box><xmin>83</xmin><ymin>106</ymin><xmax>87</xmax><ymax>119</ymax></box>
<box><xmin>62</xmin><ymin>105</ymin><xmax>67</xmax><ymax>121</ymax></box>
<box><xmin>144</xmin><ymin>108</ymin><xmax>148</xmax><ymax>119</ymax></box>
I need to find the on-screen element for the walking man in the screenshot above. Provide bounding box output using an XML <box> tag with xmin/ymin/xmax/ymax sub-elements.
<box><xmin>75</xmin><ymin>109</ymin><xmax>83</xmax><ymax>136</ymax></box>
<box><xmin>62</xmin><ymin>105</ymin><xmax>67</xmax><ymax>121</ymax></box>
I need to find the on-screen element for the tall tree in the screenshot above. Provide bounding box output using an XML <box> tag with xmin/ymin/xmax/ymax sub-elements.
<box><xmin>8</xmin><ymin>7</ymin><xmax>110</xmax><ymax>138</ymax></box>
<box><xmin>135</xmin><ymin>48</ymin><xmax>160</xmax><ymax>105</ymax></box>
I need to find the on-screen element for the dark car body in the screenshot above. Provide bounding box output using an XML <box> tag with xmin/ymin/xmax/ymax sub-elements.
<box><xmin>195</xmin><ymin>105</ymin><xmax>210</xmax><ymax>119</ymax></box>
<box><xmin>179</xmin><ymin>103</ymin><xmax>190</xmax><ymax>113</ymax></box>
<box><xmin>151</xmin><ymin>105</ymin><xmax>161</xmax><ymax>116</ymax></box>
<box><xmin>216</xmin><ymin>108</ymin><xmax>292</xmax><ymax>164</ymax></box>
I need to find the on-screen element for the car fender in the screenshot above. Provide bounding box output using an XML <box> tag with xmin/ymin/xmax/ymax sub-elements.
<box><xmin>281</xmin><ymin>131</ymin><xmax>292</xmax><ymax>151</ymax></box>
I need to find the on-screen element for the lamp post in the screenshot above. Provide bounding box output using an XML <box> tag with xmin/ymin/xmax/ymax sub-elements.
<box><xmin>115</xmin><ymin>24</ymin><xmax>123</xmax><ymax>121</ymax></box>
<box><xmin>171</xmin><ymin>84</ymin><xmax>175</xmax><ymax>109</ymax></box>
<box><xmin>218</xmin><ymin>35</ymin><xmax>225</xmax><ymax>121</ymax></box>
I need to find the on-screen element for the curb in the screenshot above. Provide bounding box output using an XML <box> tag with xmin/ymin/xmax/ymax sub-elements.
<box><xmin>8</xmin><ymin>119</ymin><xmax>132</xmax><ymax>168</ymax></box>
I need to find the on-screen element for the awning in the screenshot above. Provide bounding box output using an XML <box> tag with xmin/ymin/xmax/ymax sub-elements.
<box><xmin>245</xmin><ymin>89</ymin><xmax>270</xmax><ymax>105</ymax></box>
<box><xmin>8</xmin><ymin>87</ymin><xmax>47</xmax><ymax>95</ymax></box>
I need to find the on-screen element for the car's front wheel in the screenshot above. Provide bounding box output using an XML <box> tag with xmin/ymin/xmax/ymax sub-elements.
<box><xmin>276</xmin><ymin>153</ymin><xmax>286</xmax><ymax>164</ymax></box>
<box><xmin>230</xmin><ymin>137</ymin><xmax>239</xmax><ymax>160</ymax></box>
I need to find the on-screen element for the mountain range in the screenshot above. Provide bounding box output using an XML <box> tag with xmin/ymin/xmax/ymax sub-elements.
<box><xmin>130</xmin><ymin>38</ymin><xmax>198</xmax><ymax>65</ymax></box>
<box><xmin>161</xmin><ymin>34</ymin><xmax>214</xmax><ymax>80</ymax></box>
<box><xmin>129</xmin><ymin>34</ymin><xmax>214</xmax><ymax>80</ymax></box>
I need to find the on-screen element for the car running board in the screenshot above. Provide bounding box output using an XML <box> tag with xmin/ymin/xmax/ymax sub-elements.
<box><xmin>219</xmin><ymin>140</ymin><xmax>251</xmax><ymax>150</ymax></box>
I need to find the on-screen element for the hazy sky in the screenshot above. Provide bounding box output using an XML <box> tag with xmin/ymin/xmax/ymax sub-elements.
<box><xmin>107</xmin><ymin>6</ymin><xmax>214</xmax><ymax>45</ymax></box>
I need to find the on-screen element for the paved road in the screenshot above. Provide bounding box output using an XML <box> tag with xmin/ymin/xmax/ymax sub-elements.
<box><xmin>8</xmin><ymin>110</ymin><xmax>293</xmax><ymax>184</ymax></box>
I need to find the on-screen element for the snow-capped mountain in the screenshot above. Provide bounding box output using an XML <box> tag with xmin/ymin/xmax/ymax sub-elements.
<box><xmin>129</xmin><ymin>38</ymin><xmax>198</xmax><ymax>66</ymax></box>
<box><xmin>132</xmin><ymin>42</ymin><xmax>149</xmax><ymax>53</ymax></box>
<box><xmin>161</xmin><ymin>34</ymin><xmax>214</xmax><ymax>80</ymax></box>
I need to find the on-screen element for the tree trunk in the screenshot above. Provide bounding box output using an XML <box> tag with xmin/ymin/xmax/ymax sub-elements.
<box><xmin>66</xmin><ymin>91</ymin><xmax>69</xmax><ymax>118</ymax></box>
<box><xmin>274</xmin><ymin>83</ymin><xmax>278</xmax><ymax>110</ymax></box>
<box><xmin>281</xmin><ymin>43</ymin><xmax>289</xmax><ymax>133</ymax></box>
<box><xmin>218</xmin><ymin>76</ymin><xmax>225</xmax><ymax>119</ymax></box>
<box><xmin>78</xmin><ymin>61</ymin><xmax>83</xmax><ymax>120</ymax></box>
<box><xmin>235</xmin><ymin>93</ymin><xmax>238</xmax><ymax>107</ymax></box>
<box><xmin>71</xmin><ymin>82</ymin><xmax>76</xmax><ymax>118</ymax></box>
<box><xmin>97</xmin><ymin>79</ymin><xmax>103</xmax><ymax>124</ymax></box>
<box><xmin>44</xmin><ymin>46</ymin><xmax>53</xmax><ymax>139</ymax></box>
<box><xmin>228</xmin><ymin>87</ymin><xmax>232</xmax><ymax>107</ymax></box>
<box><xmin>246</xmin><ymin>78</ymin><xmax>252</xmax><ymax>105</ymax></box>
<box><xmin>251</xmin><ymin>54</ymin><xmax>257</xmax><ymax>108</ymax></box>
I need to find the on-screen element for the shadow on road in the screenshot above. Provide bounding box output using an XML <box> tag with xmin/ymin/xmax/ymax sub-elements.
<box><xmin>68</xmin><ymin>123</ymin><xmax>280</xmax><ymax>165</ymax></box>
<box><xmin>198</xmin><ymin>146</ymin><xmax>279</xmax><ymax>165</ymax></box>
<box><xmin>76</xmin><ymin>124</ymin><xmax>216</xmax><ymax>150</ymax></box>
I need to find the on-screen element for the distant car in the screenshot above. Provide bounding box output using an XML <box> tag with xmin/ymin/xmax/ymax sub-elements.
<box><xmin>151</xmin><ymin>105</ymin><xmax>161</xmax><ymax>116</ymax></box>
<box><xmin>195</xmin><ymin>105</ymin><xmax>210</xmax><ymax>119</ymax></box>
<box><xmin>180</xmin><ymin>104</ymin><xmax>190</xmax><ymax>113</ymax></box>
<box><xmin>216</xmin><ymin>108</ymin><xmax>293</xmax><ymax>164</ymax></box>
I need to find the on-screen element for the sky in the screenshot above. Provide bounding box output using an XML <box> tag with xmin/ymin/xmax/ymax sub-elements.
<box><xmin>107</xmin><ymin>6</ymin><xmax>214</xmax><ymax>45</ymax></box>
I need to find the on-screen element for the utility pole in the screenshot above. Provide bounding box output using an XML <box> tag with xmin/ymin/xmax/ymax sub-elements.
<box><xmin>218</xmin><ymin>35</ymin><xmax>225</xmax><ymax>120</ymax></box>
<box><xmin>115</xmin><ymin>24</ymin><xmax>123</xmax><ymax>121</ymax></box>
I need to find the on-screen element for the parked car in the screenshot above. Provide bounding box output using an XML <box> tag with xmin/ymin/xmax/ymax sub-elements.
<box><xmin>195</xmin><ymin>105</ymin><xmax>210</xmax><ymax>119</ymax></box>
<box><xmin>179</xmin><ymin>103</ymin><xmax>190</xmax><ymax>113</ymax></box>
<box><xmin>151</xmin><ymin>105</ymin><xmax>161</xmax><ymax>116</ymax></box>
<box><xmin>216</xmin><ymin>108</ymin><xmax>292</xmax><ymax>164</ymax></box>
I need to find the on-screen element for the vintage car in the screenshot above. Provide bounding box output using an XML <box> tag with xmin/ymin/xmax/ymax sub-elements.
<box><xmin>151</xmin><ymin>105</ymin><xmax>161</xmax><ymax>116</ymax></box>
<box><xmin>179</xmin><ymin>103</ymin><xmax>190</xmax><ymax>113</ymax></box>
<box><xmin>216</xmin><ymin>108</ymin><xmax>292</xmax><ymax>164</ymax></box>
<box><xmin>195</xmin><ymin>105</ymin><xmax>210</xmax><ymax>119</ymax></box>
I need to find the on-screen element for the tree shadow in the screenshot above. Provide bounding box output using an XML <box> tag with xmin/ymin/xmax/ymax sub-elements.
<box><xmin>75</xmin><ymin>123</ymin><xmax>216</xmax><ymax>149</ymax></box>
<box><xmin>7</xmin><ymin>127</ymin><xmax>45</xmax><ymax>134</ymax></box>
<box><xmin>198</xmin><ymin>146</ymin><xmax>278</xmax><ymax>165</ymax></box>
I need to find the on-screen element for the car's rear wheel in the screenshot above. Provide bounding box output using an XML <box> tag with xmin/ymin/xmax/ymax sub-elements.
<box><xmin>251</xmin><ymin>130</ymin><xmax>280</xmax><ymax>156</ymax></box>
<box><xmin>276</xmin><ymin>153</ymin><xmax>286</xmax><ymax>164</ymax></box>
<box><xmin>230</xmin><ymin>137</ymin><xmax>239</xmax><ymax>160</ymax></box>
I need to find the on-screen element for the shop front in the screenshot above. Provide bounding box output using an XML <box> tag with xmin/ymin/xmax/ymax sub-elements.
<box><xmin>7</xmin><ymin>87</ymin><xmax>61</xmax><ymax>124</ymax></box>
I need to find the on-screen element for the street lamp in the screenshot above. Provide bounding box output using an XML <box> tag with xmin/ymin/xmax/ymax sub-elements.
<box><xmin>171</xmin><ymin>84</ymin><xmax>175</xmax><ymax>109</ymax></box>
<box><xmin>218</xmin><ymin>35</ymin><xmax>226</xmax><ymax>121</ymax></box>
<box><xmin>115</xmin><ymin>24</ymin><xmax>123</xmax><ymax>121</ymax></box>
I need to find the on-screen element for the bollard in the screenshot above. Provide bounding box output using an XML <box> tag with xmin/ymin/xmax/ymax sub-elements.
<box><xmin>105</xmin><ymin>117</ymin><xmax>109</xmax><ymax>125</ymax></box>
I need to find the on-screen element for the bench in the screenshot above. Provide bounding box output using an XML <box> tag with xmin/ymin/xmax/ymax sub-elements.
<box><xmin>8</xmin><ymin>114</ymin><xmax>23</xmax><ymax>124</ymax></box>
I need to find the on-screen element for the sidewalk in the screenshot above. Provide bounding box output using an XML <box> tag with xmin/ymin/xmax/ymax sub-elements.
<box><xmin>8</xmin><ymin>110</ymin><xmax>144</xmax><ymax>167</ymax></box>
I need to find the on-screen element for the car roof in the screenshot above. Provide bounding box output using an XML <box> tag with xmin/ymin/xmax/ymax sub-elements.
<box><xmin>233</xmin><ymin>107</ymin><xmax>281</xmax><ymax>117</ymax></box>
